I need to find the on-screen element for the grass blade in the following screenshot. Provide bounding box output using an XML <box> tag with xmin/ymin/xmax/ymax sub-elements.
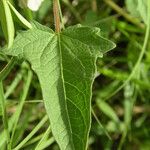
<box><xmin>10</xmin><ymin>69</ymin><xmax>33</xmax><ymax>148</ymax></box>
<box><xmin>0</xmin><ymin>82</ymin><xmax>11</xmax><ymax>149</ymax></box>
<box><xmin>13</xmin><ymin>115</ymin><xmax>48</xmax><ymax>150</ymax></box>
<box><xmin>0</xmin><ymin>0</ymin><xmax>14</xmax><ymax>48</ymax></box>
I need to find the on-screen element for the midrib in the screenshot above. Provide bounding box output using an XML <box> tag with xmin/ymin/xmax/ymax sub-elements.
<box><xmin>57</xmin><ymin>33</ymin><xmax>75</xmax><ymax>150</ymax></box>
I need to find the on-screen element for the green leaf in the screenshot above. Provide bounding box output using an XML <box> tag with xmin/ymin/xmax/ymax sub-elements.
<box><xmin>7</xmin><ymin>1</ymin><xmax>32</xmax><ymax>29</ymax></box>
<box><xmin>0</xmin><ymin>0</ymin><xmax>14</xmax><ymax>48</ymax></box>
<box><xmin>126</xmin><ymin>0</ymin><xmax>148</xmax><ymax>25</ymax></box>
<box><xmin>137</xmin><ymin>0</ymin><xmax>147</xmax><ymax>25</ymax></box>
<box><xmin>2</xmin><ymin>22</ymin><xmax>115</xmax><ymax>150</ymax></box>
<box><xmin>125</xmin><ymin>0</ymin><xmax>139</xmax><ymax>18</ymax></box>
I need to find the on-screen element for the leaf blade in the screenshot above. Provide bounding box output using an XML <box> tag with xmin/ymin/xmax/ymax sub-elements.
<box><xmin>2</xmin><ymin>22</ymin><xmax>115</xmax><ymax>150</ymax></box>
<box><xmin>0</xmin><ymin>0</ymin><xmax>14</xmax><ymax>48</ymax></box>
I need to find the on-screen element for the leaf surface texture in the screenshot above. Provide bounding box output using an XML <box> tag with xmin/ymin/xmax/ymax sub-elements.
<box><xmin>3</xmin><ymin>22</ymin><xmax>115</xmax><ymax>150</ymax></box>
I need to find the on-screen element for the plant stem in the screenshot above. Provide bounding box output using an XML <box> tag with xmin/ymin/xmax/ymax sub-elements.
<box><xmin>91</xmin><ymin>108</ymin><xmax>111</xmax><ymax>140</ymax></box>
<box><xmin>91</xmin><ymin>0</ymin><xmax>97</xmax><ymax>12</ymax></box>
<box><xmin>53</xmin><ymin>0</ymin><xmax>61</xmax><ymax>33</ymax></box>
<box><xmin>0</xmin><ymin>57</ymin><xmax>16</xmax><ymax>81</ymax></box>
<box><xmin>104</xmin><ymin>0</ymin><xmax>145</xmax><ymax>29</ymax></box>
<box><xmin>57</xmin><ymin>0</ymin><xmax>65</xmax><ymax>29</ymax></box>
<box><xmin>13</xmin><ymin>115</ymin><xmax>48</xmax><ymax>150</ymax></box>
<box><xmin>4</xmin><ymin>69</ymin><xmax>25</xmax><ymax>99</ymax></box>
<box><xmin>105</xmin><ymin>25</ymin><xmax>150</xmax><ymax>101</ymax></box>
<box><xmin>0</xmin><ymin>82</ymin><xmax>11</xmax><ymax>150</ymax></box>
<box><xmin>118</xmin><ymin>1</ymin><xmax>150</xmax><ymax>149</ymax></box>
<box><xmin>35</xmin><ymin>126</ymin><xmax>51</xmax><ymax>150</ymax></box>
<box><xmin>104</xmin><ymin>0</ymin><xmax>150</xmax><ymax>101</ymax></box>
<box><xmin>35</xmin><ymin>137</ymin><xmax>55</xmax><ymax>150</ymax></box>
<box><xmin>10</xmin><ymin>69</ymin><xmax>33</xmax><ymax>148</ymax></box>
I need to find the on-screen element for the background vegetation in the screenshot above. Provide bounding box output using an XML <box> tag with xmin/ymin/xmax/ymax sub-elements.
<box><xmin>0</xmin><ymin>0</ymin><xmax>150</xmax><ymax>149</ymax></box>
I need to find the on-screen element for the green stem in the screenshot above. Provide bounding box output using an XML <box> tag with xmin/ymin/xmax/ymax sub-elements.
<box><xmin>57</xmin><ymin>0</ymin><xmax>65</xmax><ymax>29</ymax></box>
<box><xmin>0</xmin><ymin>82</ymin><xmax>11</xmax><ymax>150</ymax></box>
<box><xmin>104</xmin><ymin>0</ymin><xmax>145</xmax><ymax>29</ymax></box>
<box><xmin>22</xmin><ymin>134</ymin><xmax>44</xmax><ymax>148</ymax></box>
<box><xmin>117</xmin><ymin>1</ymin><xmax>150</xmax><ymax>149</ymax></box>
<box><xmin>91</xmin><ymin>0</ymin><xmax>97</xmax><ymax>12</ymax></box>
<box><xmin>104</xmin><ymin>2</ymin><xmax>150</xmax><ymax>101</ymax></box>
<box><xmin>4</xmin><ymin>69</ymin><xmax>25</xmax><ymax>99</ymax></box>
<box><xmin>36</xmin><ymin>137</ymin><xmax>55</xmax><ymax>150</ymax></box>
<box><xmin>10</xmin><ymin>70</ymin><xmax>33</xmax><ymax>148</ymax></box>
<box><xmin>35</xmin><ymin>126</ymin><xmax>51</xmax><ymax>150</ymax></box>
<box><xmin>91</xmin><ymin>108</ymin><xmax>111</xmax><ymax>140</ymax></box>
<box><xmin>0</xmin><ymin>57</ymin><xmax>16</xmax><ymax>81</ymax></box>
<box><xmin>13</xmin><ymin>115</ymin><xmax>48</xmax><ymax>150</ymax></box>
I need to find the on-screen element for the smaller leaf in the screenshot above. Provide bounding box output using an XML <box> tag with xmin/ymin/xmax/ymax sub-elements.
<box><xmin>7</xmin><ymin>1</ymin><xmax>32</xmax><ymax>29</ymax></box>
<box><xmin>126</xmin><ymin>0</ymin><xmax>148</xmax><ymax>25</ymax></box>
<box><xmin>137</xmin><ymin>0</ymin><xmax>148</xmax><ymax>25</ymax></box>
<box><xmin>0</xmin><ymin>0</ymin><xmax>14</xmax><ymax>48</ymax></box>
<box><xmin>125</xmin><ymin>0</ymin><xmax>139</xmax><ymax>18</ymax></box>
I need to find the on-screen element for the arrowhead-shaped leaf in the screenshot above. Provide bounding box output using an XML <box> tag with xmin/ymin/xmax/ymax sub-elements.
<box><xmin>2</xmin><ymin>22</ymin><xmax>115</xmax><ymax>150</ymax></box>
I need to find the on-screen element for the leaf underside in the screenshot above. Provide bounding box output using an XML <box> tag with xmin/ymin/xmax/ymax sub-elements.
<box><xmin>2</xmin><ymin>22</ymin><xmax>115</xmax><ymax>150</ymax></box>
